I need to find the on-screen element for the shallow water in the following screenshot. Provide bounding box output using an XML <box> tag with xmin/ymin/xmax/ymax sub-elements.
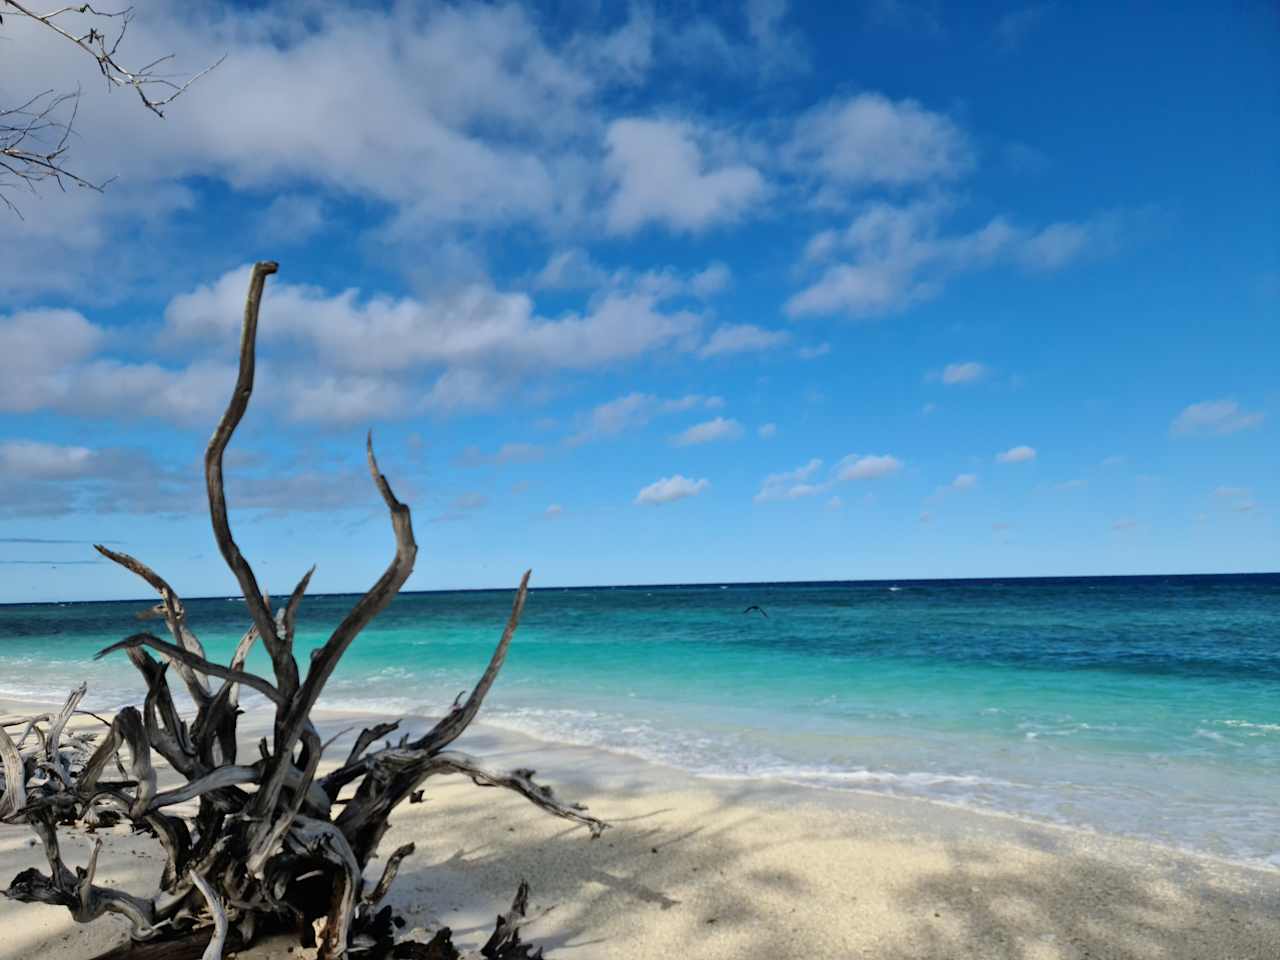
<box><xmin>2</xmin><ymin>574</ymin><xmax>1277</xmax><ymax>867</ymax></box>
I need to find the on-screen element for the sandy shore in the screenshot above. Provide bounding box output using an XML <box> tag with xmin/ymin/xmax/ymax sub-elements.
<box><xmin>1</xmin><ymin>699</ymin><xmax>1277</xmax><ymax>959</ymax></box>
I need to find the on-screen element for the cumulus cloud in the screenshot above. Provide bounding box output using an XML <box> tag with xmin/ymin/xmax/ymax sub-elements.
<box><xmin>951</xmin><ymin>473</ymin><xmax>977</xmax><ymax>490</ymax></box>
<box><xmin>0</xmin><ymin>441</ymin><xmax>95</xmax><ymax>479</ymax></box>
<box><xmin>635</xmin><ymin>474</ymin><xmax>710</xmax><ymax>505</ymax></box>
<box><xmin>754</xmin><ymin>459</ymin><xmax>824</xmax><ymax>502</ymax></box>
<box><xmin>787</xmin><ymin>199</ymin><xmax>1105</xmax><ymax>318</ymax></box>
<box><xmin>672</xmin><ymin>417</ymin><xmax>744</xmax><ymax>446</ymax></box>
<box><xmin>836</xmin><ymin>454</ymin><xmax>903</xmax><ymax>480</ymax></box>
<box><xmin>756</xmin><ymin>453</ymin><xmax>902</xmax><ymax>502</ymax></box>
<box><xmin>690</xmin><ymin>262</ymin><xmax>733</xmax><ymax>297</ymax></box>
<box><xmin>0</xmin><ymin>309</ymin><xmax>106</xmax><ymax>412</ymax></box>
<box><xmin>699</xmin><ymin>324</ymin><xmax>790</xmax><ymax>357</ymax></box>
<box><xmin>0</xmin><ymin>434</ymin><xmax>421</xmax><ymax>519</ymax></box>
<box><xmin>568</xmin><ymin>392</ymin><xmax>722</xmax><ymax>445</ymax></box>
<box><xmin>758</xmin><ymin>422</ymin><xmax>778</xmax><ymax>439</ymax></box>
<box><xmin>788</xmin><ymin>93</ymin><xmax>971</xmax><ymax>190</ymax></box>
<box><xmin>604</xmin><ymin>118</ymin><xmax>766</xmax><ymax>233</ymax></box>
<box><xmin>996</xmin><ymin>445</ymin><xmax>1037</xmax><ymax>463</ymax></box>
<box><xmin>534</xmin><ymin>255</ymin><xmax>734</xmax><ymax>302</ymax></box>
<box><xmin>940</xmin><ymin>361</ymin><xmax>987</xmax><ymax>384</ymax></box>
<box><xmin>1171</xmin><ymin>400</ymin><xmax>1264</xmax><ymax>436</ymax></box>
<box><xmin>534</xmin><ymin>248</ymin><xmax>610</xmax><ymax>290</ymax></box>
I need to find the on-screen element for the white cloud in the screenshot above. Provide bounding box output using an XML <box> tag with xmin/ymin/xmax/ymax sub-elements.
<box><xmin>699</xmin><ymin>324</ymin><xmax>790</xmax><ymax>357</ymax></box>
<box><xmin>951</xmin><ymin>473</ymin><xmax>977</xmax><ymax>490</ymax></box>
<box><xmin>690</xmin><ymin>262</ymin><xmax>733</xmax><ymax>297</ymax></box>
<box><xmin>571</xmin><ymin>392</ymin><xmax>656</xmax><ymax>443</ymax></box>
<box><xmin>836</xmin><ymin>454</ymin><xmax>903</xmax><ymax>480</ymax></box>
<box><xmin>758</xmin><ymin>422</ymin><xmax>778</xmax><ymax>439</ymax></box>
<box><xmin>1</xmin><ymin>3</ymin><xmax>610</xmax><ymax>244</ymax></box>
<box><xmin>635</xmin><ymin>474</ymin><xmax>710</xmax><ymax>505</ymax></box>
<box><xmin>754</xmin><ymin>459</ymin><xmax>824</xmax><ymax>502</ymax></box>
<box><xmin>534</xmin><ymin>248</ymin><xmax>609</xmax><ymax>290</ymax></box>
<box><xmin>788</xmin><ymin>93</ymin><xmax>971</xmax><ymax>190</ymax></box>
<box><xmin>672</xmin><ymin>417</ymin><xmax>743</xmax><ymax>446</ymax></box>
<box><xmin>0</xmin><ymin>309</ymin><xmax>105</xmax><ymax>412</ymax></box>
<box><xmin>167</xmin><ymin>266</ymin><xmax>702</xmax><ymax>375</ymax></box>
<box><xmin>941</xmin><ymin>361</ymin><xmax>987</xmax><ymax>384</ymax></box>
<box><xmin>149</xmin><ymin>265</ymin><xmax>708</xmax><ymax>424</ymax></box>
<box><xmin>787</xmin><ymin>199</ymin><xmax>1103</xmax><ymax>318</ymax></box>
<box><xmin>0</xmin><ymin>441</ymin><xmax>94</xmax><ymax>479</ymax></box>
<box><xmin>826</xmin><ymin>495</ymin><xmax>843</xmax><ymax>510</ymax></box>
<box><xmin>996</xmin><ymin>445</ymin><xmax>1037</xmax><ymax>463</ymax></box>
<box><xmin>1171</xmin><ymin>400</ymin><xmax>1264</xmax><ymax>436</ymax></box>
<box><xmin>567</xmin><ymin>392</ymin><xmax>722</xmax><ymax>445</ymax></box>
<box><xmin>604</xmin><ymin>118</ymin><xmax>766</xmax><ymax>233</ymax></box>
<box><xmin>756</xmin><ymin>452</ymin><xmax>903</xmax><ymax>502</ymax></box>
<box><xmin>544</xmin><ymin>503</ymin><xmax>564</xmax><ymax>517</ymax></box>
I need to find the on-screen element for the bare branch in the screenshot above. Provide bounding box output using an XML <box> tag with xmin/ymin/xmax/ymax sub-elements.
<box><xmin>1</xmin><ymin>2</ymin><xmax>220</xmax><ymax>212</ymax></box>
<box><xmin>204</xmin><ymin>261</ymin><xmax>298</xmax><ymax>705</ymax></box>
<box><xmin>96</xmin><ymin>634</ymin><xmax>285</xmax><ymax>707</ymax></box>
<box><xmin>95</xmin><ymin>545</ymin><xmax>211</xmax><ymax>703</ymax></box>
<box><xmin>413</xmin><ymin>571</ymin><xmax>530</xmax><ymax>755</ymax></box>
<box><xmin>189</xmin><ymin>870</ymin><xmax>228</xmax><ymax>960</ymax></box>
<box><xmin>424</xmin><ymin>751</ymin><xmax>606</xmax><ymax>839</ymax></box>
<box><xmin>366</xmin><ymin>843</ymin><xmax>414</xmax><ymax>908</ymax></box>
<box><xmin>0</xmin><ymin>725</ymin><xmax>26</xmax><ymax>821</ymax></box>
<box><xmin>255</xmin><ymin>432</ymin><xmax>416</xmax><ymax>822</ymax></box>
<box><xmin>2</xmin><ymin>2</ymin><xmax>222</xmax><ymax>116</ymax></box>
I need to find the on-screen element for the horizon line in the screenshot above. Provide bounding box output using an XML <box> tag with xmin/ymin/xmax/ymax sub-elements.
<box><xmin>4</xmin><ymin>569</ymin><xmax>1277</xmax><ymax>607</ymax></box>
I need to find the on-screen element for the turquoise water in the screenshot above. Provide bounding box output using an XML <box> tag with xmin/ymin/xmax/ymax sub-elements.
<box><xmin>2</xmin><ymin>574</ymin><xmax>1277</xmax><ymax>867</ymax></box>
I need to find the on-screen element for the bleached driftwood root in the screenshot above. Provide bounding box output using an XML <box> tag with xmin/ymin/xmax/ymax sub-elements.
<box><xmin>0</xmin><ymin>262</ymin><xmax>605</xmax><ymax>959</ymax></box>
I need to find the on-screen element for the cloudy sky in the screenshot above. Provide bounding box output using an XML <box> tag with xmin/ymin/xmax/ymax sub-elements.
<box><xmin>1</xmin><ymin>1</ymin><xmax>1276</xmax><ymax>602</ymax></box>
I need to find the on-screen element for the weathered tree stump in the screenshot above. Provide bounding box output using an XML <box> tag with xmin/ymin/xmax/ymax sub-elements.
<box><xmin>0</xmin><ymin>262</ymin><xmax>606</xmax><ymax>959</ymax></box>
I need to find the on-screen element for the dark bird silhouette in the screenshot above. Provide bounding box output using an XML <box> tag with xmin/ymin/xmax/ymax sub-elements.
<box><xmin>743</xmin><ymin>605</ymin><xmax>768</xmax><ymax>618</ymax></box>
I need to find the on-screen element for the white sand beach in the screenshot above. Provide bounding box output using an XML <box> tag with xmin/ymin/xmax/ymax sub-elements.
<box><xmin>1</xmin><ymin>701</ymin><xmax>1277</xmax><ymax>960</ymax></box>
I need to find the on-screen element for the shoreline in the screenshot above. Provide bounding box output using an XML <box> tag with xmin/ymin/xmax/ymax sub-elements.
<box><xmin>5</xmin><ymin>694</ymin><xmax>1279</xmax><ymax>878</ymax></box>
<box><xmin>2</xmin><ymin>699</ymin><xmax>1279</xmax><ymax>958</ymax></box>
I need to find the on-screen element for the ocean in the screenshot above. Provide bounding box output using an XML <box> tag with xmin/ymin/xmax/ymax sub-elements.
<box><xmin>1</xmin><ymin>574</ymin><xmax>1276</xmax><ymax>868</ymax></box>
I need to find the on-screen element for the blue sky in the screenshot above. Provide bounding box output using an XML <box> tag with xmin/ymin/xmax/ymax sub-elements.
<box><xmin>1</xmin><ymin>0</ymin><xmax>1276</xmax><ymax>602</ymax></box>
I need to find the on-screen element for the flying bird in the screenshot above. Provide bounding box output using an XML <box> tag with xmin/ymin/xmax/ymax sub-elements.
<box><xmin>743</xmin><ymin>605</ymin><xmax>768</xmax><ymax>618</ymax></box>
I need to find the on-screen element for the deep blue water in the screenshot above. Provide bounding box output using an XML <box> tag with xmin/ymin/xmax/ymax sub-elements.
<box><xmin>2</xmin><ymin>574</ymin><xmax>1277</xmax><ymax>866</ymax></box>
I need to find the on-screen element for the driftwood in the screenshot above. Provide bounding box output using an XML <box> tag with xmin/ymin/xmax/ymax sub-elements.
<box><xmin>0</xmin><ymin>261</ymin><xmax>606</xmax><ymax>959</ymax></box>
